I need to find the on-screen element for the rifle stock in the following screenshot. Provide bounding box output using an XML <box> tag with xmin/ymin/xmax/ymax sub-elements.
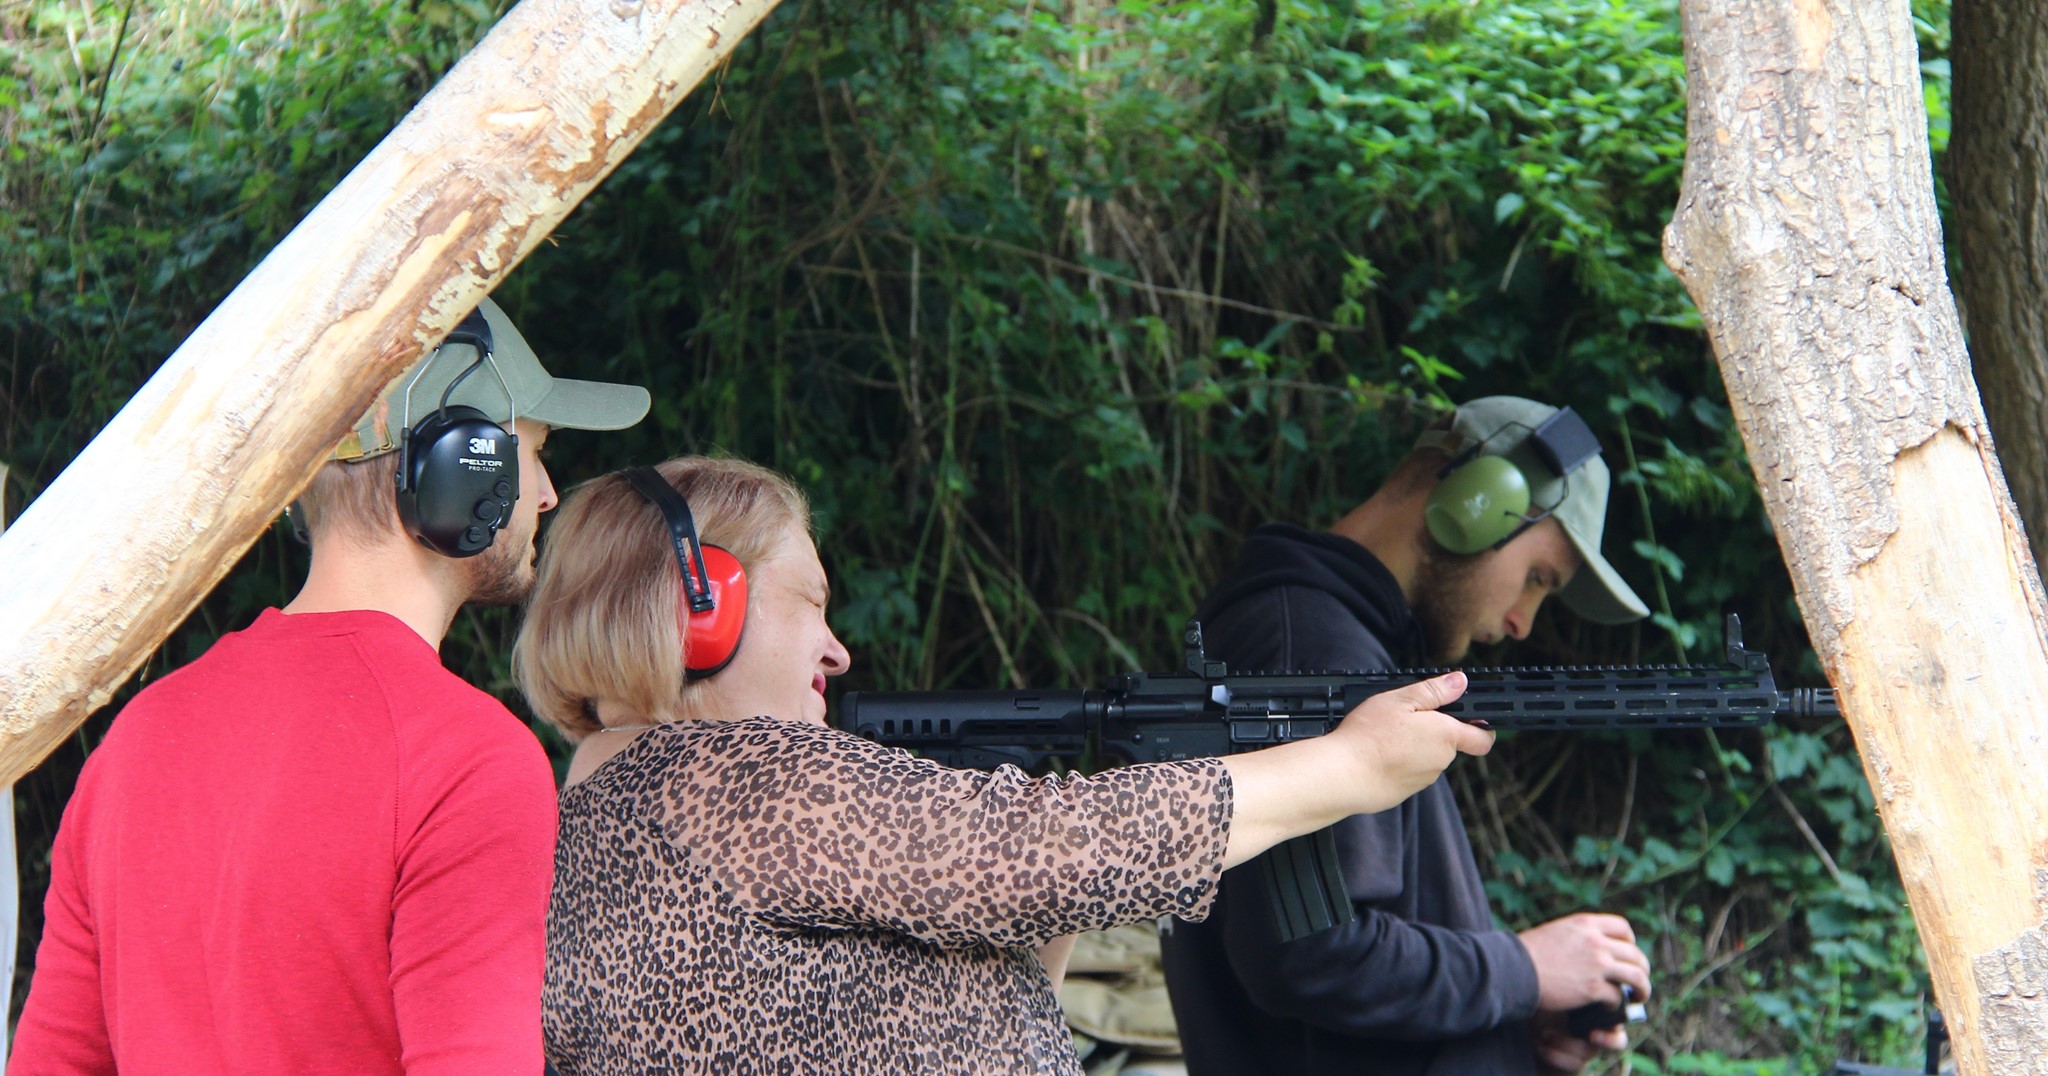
<box><xmin>838</xmin><ymin>614</ymin><xmax>1834</xmax><ymax>941</ymax></box>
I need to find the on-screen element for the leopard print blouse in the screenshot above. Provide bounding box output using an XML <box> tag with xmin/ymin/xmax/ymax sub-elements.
<box><xmin>543</xmin><ymin>717</ymin><xmax>1231</xmax><ymax>1074</ymax></box>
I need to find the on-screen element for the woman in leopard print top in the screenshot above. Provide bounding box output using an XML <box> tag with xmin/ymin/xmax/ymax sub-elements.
<box><xmin>514</xmin><ymin>457</ymin><xmax>1492</xmax><ymax>1074</ymax></box>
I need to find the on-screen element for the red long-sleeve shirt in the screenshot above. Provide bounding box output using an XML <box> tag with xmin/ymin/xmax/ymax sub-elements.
<box><xmin>13</xmin><ymin>608</ymin><xmax>558</xmax><ymax>1074</ymax></box>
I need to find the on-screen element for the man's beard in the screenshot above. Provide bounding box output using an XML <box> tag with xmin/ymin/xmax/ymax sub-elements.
<box><xmin>1411</xmin><ymin>546</ymin><xmax>1487</xmax><ymax>665</ymax></box>
<box><xmin>462</xmin><ymin>523</ymin><xmax>537</xmax><ymax>607</ymax></box>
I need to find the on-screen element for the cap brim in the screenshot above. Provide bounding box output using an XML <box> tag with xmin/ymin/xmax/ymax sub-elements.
<box><xmin>1557</xmin><ymin>522</ymin><xmax>1651</xmax><ymax>625</ymax></box>
<box><xmin>524</xmin><ymin>378</ymin><xmax>651</xmax><ymax>432</ymax></box>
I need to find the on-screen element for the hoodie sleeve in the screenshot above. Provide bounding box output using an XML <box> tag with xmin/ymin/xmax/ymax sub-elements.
<box><xmin>1200</xmin><ymin>583</ymin><xmax>1543</xmax><ymax>1039</ymax></box>
<box><xmin>1217</xmin><ymin>809</ymin><xmax>1541</xmax><ymax>1039</ymax></box>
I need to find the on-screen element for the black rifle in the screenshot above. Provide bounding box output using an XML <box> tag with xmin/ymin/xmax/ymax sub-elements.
<box><xmin>839</xmin><ymin>614</ymin><xmax>1835</xmax><ymax>942</ymax></box>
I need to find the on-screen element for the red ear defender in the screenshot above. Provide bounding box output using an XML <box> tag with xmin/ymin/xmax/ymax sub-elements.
<box><xmin>684</xmin><ymin>545</ymin><xmax>747</xmax><ymax>679</ymax></box>
<box><xmin>620</xmin><ymin>467</ymin><xmax>749</xmax><ymax>681</ymax></box>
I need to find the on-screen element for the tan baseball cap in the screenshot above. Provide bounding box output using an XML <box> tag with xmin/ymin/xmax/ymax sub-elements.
<box><xmin>1415</xmin><ymin>396</ymin><xmax>1649</xmax><ymax>625</ymax></box>
<box><xmin>334</xmin><ymin>297</ymin><xmax>650</xmax><ymax>461</ymax></box>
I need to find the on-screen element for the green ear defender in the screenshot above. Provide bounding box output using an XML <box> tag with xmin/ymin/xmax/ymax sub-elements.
<box><xmin>1424</xmin><ymin>454</ymin><xmax>1532</xmax><ymax>554</ymax></box>
<box><xmin>1421</xmin><ymin>405</ymin><xmax>1604</xmax><ymax>556</ymax></box>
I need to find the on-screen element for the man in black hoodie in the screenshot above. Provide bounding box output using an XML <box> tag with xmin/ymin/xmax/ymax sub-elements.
<box><xmin>1159</xmin><ymin>396</ymin><xmax>1656</xmax><ymax>1076</ymax></box>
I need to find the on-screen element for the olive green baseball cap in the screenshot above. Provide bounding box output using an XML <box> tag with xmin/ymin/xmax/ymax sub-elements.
<box><xmin>333</xmin><ymin>297</ymin><xmax>650</xmax><ymax>461</ymax></box>
<box><xmin>1415</xmin><ymin>396</ymin><xmax>1649</xmax><ymax>625</ymax></box>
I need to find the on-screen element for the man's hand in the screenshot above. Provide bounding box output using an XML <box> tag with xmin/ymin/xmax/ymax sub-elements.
<box><xmin>1531</xmin><ymin>1010</ymin><xmax>1626</xmax><ymax>1074</ymax></box>
<box><xmin>1517</xmin><ymin>912</ymin><xmax>1652</xmax><ymax>1011</ymax></box>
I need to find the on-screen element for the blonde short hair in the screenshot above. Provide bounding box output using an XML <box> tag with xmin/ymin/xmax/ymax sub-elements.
<box><xmin>514</xmin><ymin>457</ymin><xmax>811</xmax><ymax>741</ymax></box>
<box><xmin>296</xmin><ymin>454</ymin><xmax>401</xmax><ymax>545</ymax></box>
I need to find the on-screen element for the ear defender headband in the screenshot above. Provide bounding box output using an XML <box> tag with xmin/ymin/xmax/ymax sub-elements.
<box><xmin>395</xmin><ymin>309</ymin><xmax>519</xmax><ymax>558</ymax></box>
<box><xmin>621</xmin><ymin>467</ymin><xmax>748</xmax><ymax>680</ymax></box>
<box><xmin>1423</xmin><ymin>407</ymin><xmax>1603</xmax><ymax>555</ymax></box>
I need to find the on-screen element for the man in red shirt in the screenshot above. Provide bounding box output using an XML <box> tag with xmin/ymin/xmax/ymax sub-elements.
<box><xmin>13</xmin><ymin>299</ymin><xmax>649</xmax><ymax>1074</ymax></box>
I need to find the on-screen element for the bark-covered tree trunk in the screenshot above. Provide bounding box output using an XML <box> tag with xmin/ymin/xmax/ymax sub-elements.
<box><xmin>1951</xmin><ymin>0</ymin><xmax>2048</xmax><ymax>567</ymax></box>
<box><xmin>0</xmin><ymin>0</ymin><xmax>785</xmax><ymax>784</ymax></box>
<box><xmin>1667</xmin><ymin>1</ymin><xmax>2048</xmax><ymax>1071</ymax></box>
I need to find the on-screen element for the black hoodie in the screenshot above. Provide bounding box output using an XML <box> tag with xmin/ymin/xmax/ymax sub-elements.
<box><xmin>1159</xmin><ymin>524</ymin><xmax>1541</xmax><ymax>1076</ymax></box>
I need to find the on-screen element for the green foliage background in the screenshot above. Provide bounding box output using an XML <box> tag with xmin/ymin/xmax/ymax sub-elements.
<box><xmin>1</xmin><ymin>0</ymin><xmax>1959</xmax><ymax>1069</ymax></box>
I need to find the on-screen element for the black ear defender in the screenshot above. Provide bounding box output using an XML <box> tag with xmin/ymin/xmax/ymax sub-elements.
<box><xmin>1423</xmin><ymin>406</ymin><xmax>1603</xmax><ymax>554</ymax></box>
<box><xmin>394</xmin><ymin>309</ymin><xmax>520</xmax><ymax>558</ymax></box>
<box><xmin>621</xmin><ymin>467</ymin><xmax>750</xmax><ymax>680</ymax></box>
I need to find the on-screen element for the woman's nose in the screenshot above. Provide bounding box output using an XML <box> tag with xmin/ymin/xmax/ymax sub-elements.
<box><xmin>822</xmin><ymin>630</ymin><xmax>852</xmax><ymax>676</ymax></box>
